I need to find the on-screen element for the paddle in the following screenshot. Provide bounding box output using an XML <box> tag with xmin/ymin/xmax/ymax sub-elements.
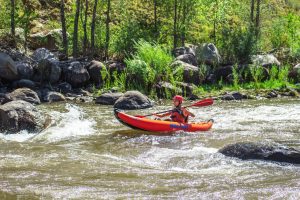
<box><xmin>135</xmin><ymin>98</ymin><xmax>213</xmax><ymax>118</ymax></box>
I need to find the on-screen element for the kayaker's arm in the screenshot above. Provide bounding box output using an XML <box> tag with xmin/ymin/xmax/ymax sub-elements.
<box><xmin>183</xmin><ymin>108</ymin><xmax>195</xmax><ymax>117</ymax></box>
<box><xmin>155</xmin><ymin>112</ymin><xmax>171</xmax><ymax>118</ymax></box>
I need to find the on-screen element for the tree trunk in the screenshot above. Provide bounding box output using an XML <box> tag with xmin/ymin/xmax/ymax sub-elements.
<box><xmin>10</xmin><ymin>0</ymin><xmax>15</xmax><ymax>37</ymax></box>
<box><xmin>91</xmin><ymin>0</ymin><xmax>98</xmax><ymax>56</ymax></box>
<box><xmin>60</xmin><ymin>0</ymin><xmax>68</xmax><ymax>58</ymax></box>
<box><xmin>154</xmin><ymin>0</ymin><xmax>158</xmax><ymax>40</ymax></box>
<box><xmin>105</xmin><ymin>0</ymin><xmax>111</xmax><ymax>60</ymax></box>
<box><xmin>83</xmin><ymin>0</ymin><xmax>89</xmax><ymax>55</ymax></box>
<box><xmin>173</xmin><ymin>0</ymin><xmax>178</xmax><ymax>49</ymax></box>
<box><xmin>250</xmin><ymin>0</ymin><xmax>255</xmax><ymax>23</ymax></box>
<box><xmin>181</xmin><ymin>0</ymin><xmax>187</xmax><ymax>46</ymax></box>
<box><xmin>255</xmin><ymin>0</ymin><xmax>260</xmax><ymax>38</ymax></box>
<box><xmin>73</xmin><ymin>0</ymin><xmax>80</xmax><ymax>58</ymax></box>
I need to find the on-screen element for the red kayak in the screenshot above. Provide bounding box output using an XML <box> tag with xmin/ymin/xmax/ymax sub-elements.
<box><xmin>114</xmin><ymin>109</ymin><xmax>213</xmax><ymax>133</ymax></box>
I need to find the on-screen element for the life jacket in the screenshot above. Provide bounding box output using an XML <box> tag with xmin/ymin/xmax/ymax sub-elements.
<box><xmin>170</xmin><ymin>107</ymin><xmax>188</xmax><ymax>123</ymax></box>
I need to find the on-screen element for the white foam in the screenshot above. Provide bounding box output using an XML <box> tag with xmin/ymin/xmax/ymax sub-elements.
<box><xmin>32</xmin><ymin>104</ymin><xmax>96</xmax><ymax>143</ymax></box>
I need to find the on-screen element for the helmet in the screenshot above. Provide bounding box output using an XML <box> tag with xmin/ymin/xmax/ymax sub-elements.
<box><xmin>173</xmin><ymin>95</ymin><xmax>184</xmax><ymax>104</ymax></box>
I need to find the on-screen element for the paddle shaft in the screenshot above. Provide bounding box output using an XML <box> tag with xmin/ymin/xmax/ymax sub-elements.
<box><xmin>137</xmin><ymin>98</ymin><xmax>213</xmax><ymax>118</ymax></box>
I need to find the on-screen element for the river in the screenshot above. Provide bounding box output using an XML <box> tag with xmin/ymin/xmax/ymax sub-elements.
<box><xmin>0</xmin><ymin>99</ymin><xmax>299</xmax><ymax>199</ymax></box>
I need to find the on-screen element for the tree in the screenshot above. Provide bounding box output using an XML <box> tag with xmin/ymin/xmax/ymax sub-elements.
<box><xmin>173</xmin><ymin>0</ymin><xmax>178</xmax><ymax>49</ymax></box>
<box><xmin>91</xmin><ymin>0</ymin><xmax>99</xmax><ymax>56</ymax></box>
<box><xmin>83</xmin><ymin>0</ymin><xmax>89</xmax><ymax>55</ymax></box>
<box><xmin>60</xmin><ymin>0</ymin><xmax>68</xmax><ymax>58</ymax></box>
<box><xmin>73</xmin><ymin>0</ymin><xmax>80</xmax><ymax>58</ymax></box>
<box><xmin>255</xmin><ymin>0</ymin><xmax>261</xmax><ymax>38</ymax></box>
<box><xmin>105</xmin><ymin>0</ymin><xmax>111</xmax><ymax>60</ymax></box>
<box><xmin>154</xmin><ymin>0</ymin><xmax>158</xmax><ymax>40</ymax></box>
<box><xmin>10</xmin><ymin>0</ymin><xmax>15</xmax><ymax>37</ymax></box>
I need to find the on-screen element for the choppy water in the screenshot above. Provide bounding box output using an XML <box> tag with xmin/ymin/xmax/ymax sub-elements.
<box><xmin>0</xmin><ymin>99</ymin><xmax>299</xmax><ymax>199</ymax></box>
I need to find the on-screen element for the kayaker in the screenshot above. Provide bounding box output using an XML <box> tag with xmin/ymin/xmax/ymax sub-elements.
<box><xmin>155</xmin><ymin>95</ymin><xmax>195</xmax><ymax>123</ymax></box>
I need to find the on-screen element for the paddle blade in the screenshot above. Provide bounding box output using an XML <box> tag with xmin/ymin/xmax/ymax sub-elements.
<box><xmin>190</xmin><ymin>98</ymin><xmax>214</xmax><ymax>107</ymax></box>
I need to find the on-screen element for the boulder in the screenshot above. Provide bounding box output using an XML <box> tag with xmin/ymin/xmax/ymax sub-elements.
<box><xmin>9</xmin><ymin>88</ymin><xmax>41</xmax><ymax>104</ymax></box>
<box><xmin>0</xmin><ymin>100</ymin><xmax>49</xmax><ymax>133</ymax></box>
<box><xmin>288</xmin><ymin>63</ymin><xmax>300</xmax><ymax>83</ymax></box>
<box><xmin>28</xmin><ymin>29</ymin><xmax>63</xmax><ymax>50</ymax></box>
<box><xmin>213</xmin><ymin>65</ymin><xmax>235</xmax><ymax>83</ymax></box>
<box><xmin>32</xmin><ymin>48</ymin><xmax>58</xmax><ymax>62</ymax></box>
<box><xmin>86</xmin><ymin>60</ymin><xmax>105</xmax><ymax>85</ymax></box>
<box><xmin>195</xmin><ymin>43</ymin><xmax>221</xmax><ymax>66</ymax></box>
<box><xmin>219</xmin><ymin>142</ymin><xmax>300</xmax><ymax>164</ymax></box>
<box><xmin>114</xmin><ymin>91</ymin><xmax>153</xmax><ymax>110</ymax></box>
<box><xmin>107</xmin><ymin>61</ymin><xmax>126</xmax><ymax>74</ymax></box>
<box><xmin>175</xmin><ymin>54</ymin><xmax>197</xmax><ymax>66</ymax></box>
<box><xmin>251</xmin><ymin>54</ymin><xmax>280</xmax><ymax>67</ymax></box>
<box><xmin>171</xmin><ymin>61</ymin><xmax>201</xmax><ymax>85</ymax></box>
<box><xmin>155</xmin><ymin>81</ymin><xmax>181</xmax><ymax>99</ymax></box>
<box><xmin>173</xmin><ymin>46</ymin><xmax>195</xmax><ymax>57</ymax></box>
<box><xmin>95</xmin><ymin>92</ymin><xmax>123</xmax><ymax>105</ymax></box>
<box><xmin>33</xmin><ymin>58</ymin><xmax>61</xmax><ymax>83</ymax></box>
<box><xmin>16</xmin><ymin>61</ymin><xmax>34</xmax><ymax>79</ymax></box>
<box><xmin>12</xmin><ymin>79</ymin><xmax>36</xmax><ymax>89</ymax></box>
<box><xmin>64</xmin><ymin>62</ymin><xmax>90</xmax><ymax>88</ymax></box>
<box><xmin>56</xmin><ymin>82</ymin><xmax>72</xmax><ymax>94</ymax></box>
<box><xmin>0</xmin><ymin>53</ymin><xmax>18</xmax><ymax>81</ymax></box>
<box><xmin>0</xmin><ymin>93</ymin><xmax>11</xmax><ymax>105</ymax></box>
<box><xmin>43</xmin><ymin>91</ymin><xmax>66</xmax><ymax>102</ymax></box>
<box><xmin>221</xmin><ymin>92</ymin><xmax>248</xmax><ymax>101</ymax></box>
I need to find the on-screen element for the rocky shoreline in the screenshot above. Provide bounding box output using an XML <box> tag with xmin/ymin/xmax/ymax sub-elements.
<box><xmin>0</xmin><ymin>46</ymin><xmax>300</xmax><ymax>134</ymax></box>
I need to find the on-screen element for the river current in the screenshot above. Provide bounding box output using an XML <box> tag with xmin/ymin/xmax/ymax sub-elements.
<box><xmin>0</xmin><ymin>99</ymin><xmax>299</xmax><ymax>199</ymax></box>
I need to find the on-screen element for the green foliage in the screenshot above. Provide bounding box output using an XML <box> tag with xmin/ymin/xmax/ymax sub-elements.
<box><xmin>249</xmin><ymin>65</ymin><xmax>265</xmax><ymax>89</ymax></box>
<box><xmin>220</xmin><ymin>26</ymin><xmax>256</xmax><ymax>63</ymax></box>
<box><xmin>232</xmin><ymin>64</ymin><xmax>239</xmax><ymax>90</ymax></box>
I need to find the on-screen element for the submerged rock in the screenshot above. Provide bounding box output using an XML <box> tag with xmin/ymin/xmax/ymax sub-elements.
<box><xmin>114</xmin><ymin>91</ymin><xmax>153</xmax><ymax>110</ymax></box>
<box><xmin>219</xmin><ymin>142</ymin><xmax>300</xmax><ymax>164</ymax></box>
<box><xmin>0</xmin><ymin>100</ymin><xmax>49</xmax><ymax>133</ymax></box>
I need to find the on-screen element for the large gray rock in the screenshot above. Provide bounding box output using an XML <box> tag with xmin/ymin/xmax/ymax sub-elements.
<box><xmin>221</xmin><ymin>92</ymin><xmax>248</xmax><ymax>101</ymax></box>
<box><xmin>95</xmin><ymin>92</ymin><xmax>123</xmax><ymax>105</ymax></box>
<box><xmin>12</xmin><ymin>79</ymin><xmax>36</xmax><ymax>89</ymax></box>
<box><xmin>288</xmin><ymin>63</ymin><xmax>300</xmax><ymax>83</ymax></box>
<box><xmin>64</xmin><ymin>62</ymin><xmax>90</xmax><ymax>88</ymax></box>
<box><xmin>16</xmin><ymin>61</ymin><xmax>34</xmax><ymax>79</ymax></box>
<box><xmin>0</xmin><ymin>100</ymin><xmax>48</xmax><ymax>133</ymax></box>
<box><xmin>0</xmin><ymin>93</ymin><xmax>11</xmax><ymax>105</ymax></box>
<box><xmin>86</xmin><ymin>60</ymin><xmax>105</xmax><ymax>85</ymax></box>
<box><xmin>32</xmin><ymin>48</ymin><xmax>58</xmax><ymax>62</ymax></box>
<box><xmin>173</xmin><ymin>46</ymin><xmax>195</xmax><ymax>57</ymax></box>
<box><xmin>195</xmin><ymin>43</ymin><xmax>221</xmax><ymax>66</ymax></box>
<box><xmin>171</xmin><ymin>60</ymin><xmax>200</xmax><ymax>85</ymax></box>
<box><xmin>175</xmin><ymin>54</ymin><xmax>198</xmax><ymax>66</ymax></box>
<box><xmin>114</xmin><ymin>91</ymin><xmax>153</xmax><ymax>110</ymax></box>
<box><xmin>28</xmin><ymin>29</ymin><xmax>63</xmax><ymax>50</ymax></box>
<box><xmin>155</xmin><ymin>81</ymin><xmax>181</xmax><ymax>99</ymax></box>
<box><xmin>219</xmin><ymin>142</ymin><xmax>300</xmax><ymax>164</ymax></box>
<box><xmin>9</xmin><ymin>88</ymin><xmax>41</xmax><ymax>104</ymax></box>
<box><xmin>33</xmin><ymin>58</ymin><xmax>61</xmax><ymax>83</ymax></box>
<box><xmin>0</xmin><ymin>53</ymin><xmax>18</xmax><ymax>81</ymax></box>
<box><xmin>251</xmin><ymin>54</ymin><xmax>280</xmax><ymax>67</ymax></box>
<box><xmin>43</xmin><ymin>91</ymin><xmax>66</xmax><ymax>103</ymax></box>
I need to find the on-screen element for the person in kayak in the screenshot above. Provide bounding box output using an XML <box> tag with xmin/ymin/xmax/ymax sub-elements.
<box><xmin>155</xmin><ymin>95</ymin><xmax>195</xmax><ymax>123</ymax></box>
